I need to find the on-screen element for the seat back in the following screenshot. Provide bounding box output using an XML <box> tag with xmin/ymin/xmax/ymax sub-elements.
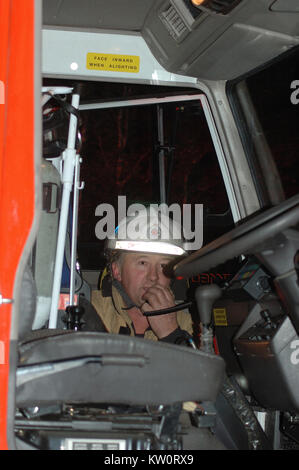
<box><xmin>17</xmin><ymin>332</ymin><xmax>225</xmax><ymax>407</ymax></box>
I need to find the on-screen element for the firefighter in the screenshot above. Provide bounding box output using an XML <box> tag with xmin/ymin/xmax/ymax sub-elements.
<box><xmin>91</xmin><ymin>207</ymin><xmax>194</xmax><ymax>344</ymax></box>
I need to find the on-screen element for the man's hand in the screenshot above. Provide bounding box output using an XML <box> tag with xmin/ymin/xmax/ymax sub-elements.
<box><xmin>141</xmin><ymin>285</ymin><xmax>178</xmax><ymax>339</ymax></box>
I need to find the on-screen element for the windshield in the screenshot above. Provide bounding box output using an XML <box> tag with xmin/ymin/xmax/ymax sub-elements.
<box><xmin>230</xmin><ymin>47</ymin><xmax>299</xmax><ymax>208</ymax></box>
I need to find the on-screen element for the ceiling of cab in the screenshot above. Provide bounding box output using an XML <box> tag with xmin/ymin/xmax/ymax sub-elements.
<box><xmin>43</xmin><ymin>0</ymin><xmax>299</xmax><ymax>81</ymax></box>
<box><xmin>43</xmin><ymin>0</ymin><xmax>154</xmax><ymax>31</ymax></box>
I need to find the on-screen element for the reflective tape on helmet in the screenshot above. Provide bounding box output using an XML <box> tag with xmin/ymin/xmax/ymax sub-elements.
<box><xmin>114</xmin><ymin>240</ymin><xmax>185</xmax><ymax>256</ymax></box>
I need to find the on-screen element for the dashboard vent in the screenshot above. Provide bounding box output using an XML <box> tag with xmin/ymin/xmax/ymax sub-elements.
<box><xmin>160</xmin><ymin>4</ymin><xmax>189</xmax><ymax>41</ymax></box>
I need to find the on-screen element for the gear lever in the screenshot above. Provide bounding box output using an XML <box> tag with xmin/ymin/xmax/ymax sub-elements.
<box><xmin>195</xmin><ymin>284</ymin><xmax>222</xmax><ymax>353</ymax></box>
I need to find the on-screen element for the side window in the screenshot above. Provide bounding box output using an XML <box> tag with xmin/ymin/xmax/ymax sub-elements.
<box><xmin>76</xmin><ymin>84</ymin><xmax>234</xmax><ymax>272</ymax></box>
<box><xmin>162</xmin><ymin>102</ymin><xmax>233</xmax><ymax>245</ymax></box>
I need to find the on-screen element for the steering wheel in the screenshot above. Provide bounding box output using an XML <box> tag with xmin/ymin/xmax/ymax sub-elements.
<box><xmin>173</xmin><ymin>194</ymin><xmax>299</xmax><ymax>278</ymax></box>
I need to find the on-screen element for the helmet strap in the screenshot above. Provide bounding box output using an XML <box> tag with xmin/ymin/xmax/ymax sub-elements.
<box><xmin>112</xmin><ymin>279</ymin><xmax>137</xmax><ymax>310</ymax></box>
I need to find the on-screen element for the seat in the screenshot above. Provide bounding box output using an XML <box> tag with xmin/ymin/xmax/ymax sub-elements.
<box><xmin>17</xmin><ymin>331</ymin><xmax>225</xmax><ymax>408</ymax></box>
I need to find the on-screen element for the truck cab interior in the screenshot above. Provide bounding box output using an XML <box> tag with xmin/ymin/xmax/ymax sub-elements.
<box><xmin>5</xmin><ymin>0</ymin><xmax>299</xmax><ymax>450</ymax></box>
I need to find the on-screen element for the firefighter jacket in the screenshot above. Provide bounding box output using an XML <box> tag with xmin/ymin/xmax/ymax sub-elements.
<box><xmin>91</xmin><ymin>281</ymin><xmax>194</xmax><ymax>343</ymax></box>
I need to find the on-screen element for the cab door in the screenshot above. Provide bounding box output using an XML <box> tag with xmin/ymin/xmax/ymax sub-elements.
<box><xmin>0</xmin><ymin>0</ymin><xmax>41</xmax><ymax>450</ymax></box>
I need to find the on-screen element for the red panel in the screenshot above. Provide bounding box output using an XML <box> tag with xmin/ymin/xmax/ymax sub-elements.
<box><xmin>0</xmin><ymin>0</ymin><xmax>36</xmax><ymax>450</ymax></box>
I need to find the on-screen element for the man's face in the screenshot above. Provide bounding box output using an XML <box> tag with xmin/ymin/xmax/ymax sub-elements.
<box><xmin>112</xmin><ymin>252</ymin><xmax>173</xmax><ymax>307</ymax></box>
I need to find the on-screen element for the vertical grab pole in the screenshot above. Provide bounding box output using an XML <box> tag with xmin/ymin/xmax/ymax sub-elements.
<box><xmin>69</xmin><ymin>153</ymin><xmax>83</xmax><ymax>306</ymax></box>
<box><xmin>48</xmin><ymin>93</ymin><xmax>80</xmax><ymax>328</ymax></box>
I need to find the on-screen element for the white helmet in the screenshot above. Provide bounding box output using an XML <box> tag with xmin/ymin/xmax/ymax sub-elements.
<box><xmin>106</xmin><ymin>206</ymin><xmax>186</xmax><ymax>257</ymax></box>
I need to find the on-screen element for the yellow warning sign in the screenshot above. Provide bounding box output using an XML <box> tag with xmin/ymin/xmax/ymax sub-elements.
<box><xmin>213</xmin><ymin>308</ymin><xmax>228</xmax><ymax>326</ymax></box>
<box><xmin>86</xmin><ymin>53</ymin><xmax>140</xmax><ymax>73</ymax></box>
